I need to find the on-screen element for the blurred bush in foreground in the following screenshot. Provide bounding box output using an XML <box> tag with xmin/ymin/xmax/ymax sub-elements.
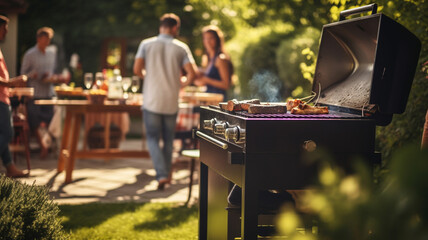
<box><xmin>277</xmin><ymin>145</ymin><xmax>428</xmax><ymax>240</ymax></box>
<box><xmin>0</xmin><ymin>175</ymin><xmax>67</xmax><ymax>240</ymax></box>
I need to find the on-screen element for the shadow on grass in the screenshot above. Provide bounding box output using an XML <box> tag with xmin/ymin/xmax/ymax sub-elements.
<box><xmin>59</xmin><ymin>202</ymin><xmax>147</xmax><ymax>230</ymax></box>
<box><xmin>134</xmin><ymin>204</ymin><xmax>198</xmax><ymax>231</ymax></box>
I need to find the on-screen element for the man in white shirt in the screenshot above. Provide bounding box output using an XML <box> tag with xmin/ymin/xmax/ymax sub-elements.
<box><xmin>21</xmin><ymin>27</ymin><xmax>68</xmax><ymax>158</ymax></box>
<box><xmin>134</xmin><ymin>13</ymin><xmax>197</xmax><ymax>190</ymax></box>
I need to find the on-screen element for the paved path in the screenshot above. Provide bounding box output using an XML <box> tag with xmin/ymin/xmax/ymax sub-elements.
<box><xmin>3</xmin><ymin>140</ymin><xmax>199</xmax><ymax>205</ymax></box>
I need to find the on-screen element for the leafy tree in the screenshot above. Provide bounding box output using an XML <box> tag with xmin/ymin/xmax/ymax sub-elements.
<box><xmin>276</xmin><ymin>27</ymin><xmax>320</xmax><ymax>98</ymax></box>
<box><xmin>239</xmin><ymin>31</ymin><xmax>289</xmax><ymax>99</ymax></box>
<box><xmin>18</xmin><ymin>0</ymin><xmax>196</xmax><ymax>75</ymax></box>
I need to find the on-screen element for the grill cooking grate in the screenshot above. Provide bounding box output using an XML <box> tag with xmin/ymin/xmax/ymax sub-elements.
<box><xmin>235</xmin><ymin>111</ymin><xmax>363</xmax><ymax>119</ymax></box>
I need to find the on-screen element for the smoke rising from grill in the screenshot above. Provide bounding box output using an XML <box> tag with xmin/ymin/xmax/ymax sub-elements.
<box><xmin>249</xmin><ymin>70</ymin><xmax>282</xmax><ymax>102</ymax></box>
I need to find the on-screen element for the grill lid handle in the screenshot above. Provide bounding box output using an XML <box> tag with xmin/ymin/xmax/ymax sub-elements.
<box><xmin>339</xmin><ymin>3</ymin><xmax>377</xmax><ymax>21</ymax></box>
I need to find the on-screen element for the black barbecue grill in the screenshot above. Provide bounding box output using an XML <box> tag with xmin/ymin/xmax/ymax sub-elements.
<box><xmin>196</xmin><ymin>4</ymin><xmax>421</xmax><ymax>240</ymax></box>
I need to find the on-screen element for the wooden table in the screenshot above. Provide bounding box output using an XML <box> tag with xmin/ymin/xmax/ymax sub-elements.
<box><xmin>35</xmin><ymin>99</ymin><xmax>149</xmax><ymax>183</ymax></box>
<box><xmin>180</xmin><ymin>92</ymin><xmax>224</xmax><ymax>105</ymax></box>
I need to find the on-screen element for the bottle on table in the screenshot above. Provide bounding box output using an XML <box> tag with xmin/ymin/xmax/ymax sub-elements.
<box><xmin>107</xmin><ymin>68</ymin><xmax>123</xmax><ymax>99</ymax></box>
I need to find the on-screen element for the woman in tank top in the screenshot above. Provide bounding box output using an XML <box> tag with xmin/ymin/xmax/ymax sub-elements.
<box><xmin>195</xmin><ymin>25</ymin><xmax>233</xmax><ymax>101</ymax></box>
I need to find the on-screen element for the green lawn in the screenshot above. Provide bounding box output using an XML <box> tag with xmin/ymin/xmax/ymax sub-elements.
<box><xmin>59</xmin><ymin>202</ymin><xmax>198</xmax><ymax>240</ymax></box>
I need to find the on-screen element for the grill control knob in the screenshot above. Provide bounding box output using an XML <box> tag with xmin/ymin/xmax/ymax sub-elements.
<box><xmin>225</xmin><ymin>126</ymin><xmax>246</xmax><ymax>144</ymax></box>
<box><xmin>238</xmin><ymin>128</ymin><xmax>246</xmax><ymax>143</ymax></box>
<box><xmin>203</xmin><ymin>118</ymin><xmax>218</xmax><ymax>130</ymax></box>
<box><xmin>225</xmin><ymin>127</ymin><xmax>238</xmax><ymax>142</ymax></box>
<box><xmin>214</xmin><ymin>122</ymin><xmax>228</xmax><ymax>135</ymax></box>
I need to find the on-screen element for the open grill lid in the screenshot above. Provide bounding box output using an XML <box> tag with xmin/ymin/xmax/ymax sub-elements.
<box><xmin>312</xmin><ymin>4</ymin><xmax>421</xmax><ymax>125</ymax></box>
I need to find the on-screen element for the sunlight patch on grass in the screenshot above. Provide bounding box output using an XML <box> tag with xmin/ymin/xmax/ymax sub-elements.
<box><xmin>60</xmin><ymin>202</ymin><xmax>198</xmax><ymax>240</ymax></box>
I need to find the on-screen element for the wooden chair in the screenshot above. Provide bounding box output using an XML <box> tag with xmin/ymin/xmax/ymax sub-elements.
<box><xmin>180</xmin><ymin>148</ymin><xmax>199</xmax><ymax>206</ymax></box>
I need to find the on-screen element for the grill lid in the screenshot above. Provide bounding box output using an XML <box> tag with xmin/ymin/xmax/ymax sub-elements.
<box><xmin>313</xmin><ymin>4</ymin><xmax>421</xmax><ymax>125</ymax></box>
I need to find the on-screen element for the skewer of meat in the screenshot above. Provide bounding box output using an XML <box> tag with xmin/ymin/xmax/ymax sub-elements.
<box><xmin>286</xmin><ymin>91</ymin><xmax>317</xmax><ymax>111</ymax></box>
<box><xmin>286</xmin><ymin>99</ymin><xmax>303</xmax><ymax>111</ymax></box>
<box><xmin>290</xmin><ymin>102</ymin><xmax>329</xmax><ymax>114</ymax></box>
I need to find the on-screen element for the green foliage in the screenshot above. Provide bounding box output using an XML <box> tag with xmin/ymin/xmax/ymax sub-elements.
<box><xmin>223</xmin><ymin>26</ymin><xmax>278</xmax><ymax>98</ymax></box>
<box><xmin>18</xmin><ymin>0</ymin><xmax>195</xmax><ymax>75</ymax></box>
<box><xmin>276</xmin><ymin>27</ymin><xmax>321</xmax><ymax>98</ymax></box>
<box><xmin>239</xmin><ymin>31</ymin><xmax>290</xmax><ymax>99</ymax></box>
<box><xmin>59</xmin><ymin>202</ymin><xmax>198</xmax><ymax>240</ymax></box>
<box><xmin>197</xmin><ymin>0</ymin><xmax>332</xmax><ymax>29</ymax></box>
<box><xmin>277</xmin><ymin>145</ymin><xmax>428</xmax><ymax>240</ymax></box>
<box><xmin>228</xmin><ymin>25</ymin><xmax>320</xmax><ymax>100</ymax></box>
<box><xmin>0</xmin><ymin>175</ymin><xmax>67</xmax><ymax>240</ymax></box>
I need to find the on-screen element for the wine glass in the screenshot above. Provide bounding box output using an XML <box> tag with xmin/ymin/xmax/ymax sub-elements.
<box><xmin>84</xmin><ymin>73</ymin><xmax>93</xmax><ymax>90</ymax></box>
<box><xmin>122</xmin><ymin>77</ymin><xmax>131</xmax><ymax>99</ymax></box>
<box><xmin>95</xmin><ymin>72</ymin><xmax>104</xmax><ymax>89</ymax></box>
<box><xmin>131</xmin><ymin>76</ymin><xmax>141</xmax><ymax>103</ymax></box>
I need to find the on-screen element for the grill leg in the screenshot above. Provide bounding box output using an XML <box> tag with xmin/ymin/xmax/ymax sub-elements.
<box><xmin>199</xmin><ymin>162</ymin><xmax>208</xmax><ymax>240</ymax></box>
<box><xmin>241</xmin><ymin>183</ymin><xmax>259</xmax><ymax>239</ymax></box>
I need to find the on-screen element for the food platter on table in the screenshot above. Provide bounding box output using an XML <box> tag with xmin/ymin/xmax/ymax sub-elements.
<box><xmin>54</xmin><ymin>85</ymin><xmax>87</xmax><ymax>99</ymax></box>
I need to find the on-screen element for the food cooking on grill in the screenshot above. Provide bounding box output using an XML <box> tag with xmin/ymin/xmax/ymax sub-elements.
<box><xmin>248</xmin><ymin>104</ymin><xmax>287</xmax><ymax>114</ymax></box>
<box><xmin>219</xmin><ymin>102</ymin><xmax>228</xmax><ymax>111</ymax></box>
<box><xmin>220</xmin><ymin>98</ymin><xmax>327</xmax><ymax>115</ymax></box>
<box><xmin>290</xmin><ymin>102</ymin><xmax>329</xmax><ymax>115</ymax></box>
<box><xmin>226</xmin><ymin>99</ymin><xmax>260</xmax><ymax>111</ymax></box>
<box><xmin>286</xmin><ymin>99</ymin><xmax>304</xmax><ymax>111</ymax></box>
<box><xmin>240</xmin><ymin>99</ymin><xmax>262</xmax><ymax>111</ymax></box>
